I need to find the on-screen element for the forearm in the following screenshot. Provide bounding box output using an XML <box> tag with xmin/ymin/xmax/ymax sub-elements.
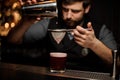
<box><xmin>90</xmin><ymin>39</ymin><xmax>113</xmax><ymax>65</ymax></box>
<box><xmin>7</xmin><ymin>18</ymin><xmax>36</xmax><ymax>44</ymax></box>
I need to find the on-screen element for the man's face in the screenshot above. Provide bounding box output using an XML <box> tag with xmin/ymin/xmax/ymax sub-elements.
<box><xmin>62</xmin><ymin>2</ymin><xmax>89</xmax><ymax>28</ymax></box>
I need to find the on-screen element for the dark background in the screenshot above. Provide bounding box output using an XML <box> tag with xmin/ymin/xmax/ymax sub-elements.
<box><xmin>89</xmin><ymin>0</ymin><xmax>119</xmax><ymax>44</ymax></box>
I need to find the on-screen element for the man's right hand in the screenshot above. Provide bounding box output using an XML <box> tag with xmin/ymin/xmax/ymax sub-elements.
<box><xmin>19</xmin><ymin>0</ymin><xmax>37</xmax><ymax>6</ymax></box>
<box><xmin>19</xmin><ymin>0</ymin><xmax>42</xmax><ymax>21</ymax></box>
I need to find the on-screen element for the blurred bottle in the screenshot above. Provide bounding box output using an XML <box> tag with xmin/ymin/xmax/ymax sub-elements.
<box><xmin>22</xmin><ymin>1</ymin><xmax>57</xmax><ymax>17</ymax></box>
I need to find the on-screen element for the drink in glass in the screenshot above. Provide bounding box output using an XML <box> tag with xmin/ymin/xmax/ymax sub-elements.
<box><xmin>50</xmin><ymin>52</ymin><xmax>67</xmax><ymax>73</ymax></box>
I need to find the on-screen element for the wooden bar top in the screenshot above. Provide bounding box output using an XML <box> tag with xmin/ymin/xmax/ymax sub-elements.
<box><xmin>0</xmin><ymin>62</ymin><xmax>117</xmax><ymax>80</ymax></box>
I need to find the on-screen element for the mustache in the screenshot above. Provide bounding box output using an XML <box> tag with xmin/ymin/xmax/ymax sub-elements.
<box><xmin>66</xmin><ymin>18</ymin><xmax>71</xmax><ymax>20</ymax></box>
<box><xmin>64</xmin><ymin>19</ymin><xmax>73</xmax><ymax>23</ymax></box>
<box><xmin>64</xmin><ymin>19</ymin><xmax>77</xmax><ymax>29</ymax></box>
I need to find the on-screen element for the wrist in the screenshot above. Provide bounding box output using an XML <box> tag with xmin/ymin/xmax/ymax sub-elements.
<box><xmin>90</xmin><ymin>38</ymin><xmax>100</xmax><ymax>50</ymax></box>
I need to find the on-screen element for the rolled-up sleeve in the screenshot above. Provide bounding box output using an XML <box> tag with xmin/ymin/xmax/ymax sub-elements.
<box><xmin>23</xmin><ymin>18</ymin><xmax>50</xmax><ymax>43</ymax></box>
<box><xmin>99</xmin><ymin>25</ymin><xmax>117</xmax><ymax>50</ymax></box>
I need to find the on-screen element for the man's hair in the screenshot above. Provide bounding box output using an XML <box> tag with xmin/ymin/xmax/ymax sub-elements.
<box><xmin>61</xmin><ymin>0</ymin><xmax>91</xmax><ymax>9</ymax></box>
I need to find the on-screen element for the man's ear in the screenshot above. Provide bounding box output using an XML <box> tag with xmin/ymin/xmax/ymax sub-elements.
<box><xmin>85</xmin><ymin>5</ymin><xmax>91</xmax><ymax>14</ymax></box>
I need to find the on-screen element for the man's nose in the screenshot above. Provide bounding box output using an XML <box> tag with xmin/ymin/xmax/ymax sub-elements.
<box><xmin>66</xmin><ymin>11</ymin><xmax>72</xmax><ymax>19</ymax></box>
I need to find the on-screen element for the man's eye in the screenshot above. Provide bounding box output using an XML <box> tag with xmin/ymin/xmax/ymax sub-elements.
<box><xmin>72</xmin><ymin>10</ymin><xmax>80</xmax><ymax>13</ymax></box>
<box><xmin>62</xmin><ymin>8</ymin><xmax>69</xmax><ymax>12</ymax></box>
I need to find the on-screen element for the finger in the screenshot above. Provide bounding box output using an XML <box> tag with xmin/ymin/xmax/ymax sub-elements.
<box><xmin>87</xmin><ymin>22</ymin><xmax>93</xmax><ymax>31</ymax></box>
<box><xmin>73</xmin><ymin>29</ymin><xmax>86</xmax><ymax>40</ymax></box>
<box><xmin>76</xmin><ymin>26</ymin><xmax>87</xmax><ymax>34</ymax></box>
<box><xmin>19</xmin><ymin>0</ymin><xmax>25</xmax><ymax>6</ymax></box>
<box><xmin>36</xmin><ymin>16</ymin><xmax>42</xmax><ymax>21</ymax></box>
<box><xmin>74</xmin><ymin>37</ymin><xmax>85</xmax><ymax>46</ymax></box>
<box><xmin>32</xmin><ymin>0</ymin><xmax>37</xmax><ymax>4</ymax></box>
<box><xmin>27</xmin><ymin>0</ymin><xmax>37</xmax><ymax>5</ymax></box>
<box><xmin>27</xmin><ymin>0</ymin><xmax>32</xmax><ymax>5</ymax></box>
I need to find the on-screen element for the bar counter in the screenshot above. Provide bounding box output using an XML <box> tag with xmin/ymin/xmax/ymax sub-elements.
<box><xmin>0</xmin><ymin>62</ymin><xmax>118</xmax><ymax>80</ymax></box>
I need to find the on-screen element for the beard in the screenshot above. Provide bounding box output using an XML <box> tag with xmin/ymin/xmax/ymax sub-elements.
<box><xmin>64</xmin><ymin>19</ymin><xmax>82</xmax><ymax>29</ymax></box>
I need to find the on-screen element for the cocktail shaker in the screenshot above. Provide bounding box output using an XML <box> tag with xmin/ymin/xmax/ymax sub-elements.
<box><xmin>22</xmin><ymin>1</ymin><xmax>57</xmax><ymax>17</ymax></box>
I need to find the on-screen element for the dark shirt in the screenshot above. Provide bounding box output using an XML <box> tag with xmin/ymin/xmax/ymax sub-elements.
<box><xmin>23</xmin><ymin>17</ymin><xmax>117</xmax><ymax>73</ymax></box>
